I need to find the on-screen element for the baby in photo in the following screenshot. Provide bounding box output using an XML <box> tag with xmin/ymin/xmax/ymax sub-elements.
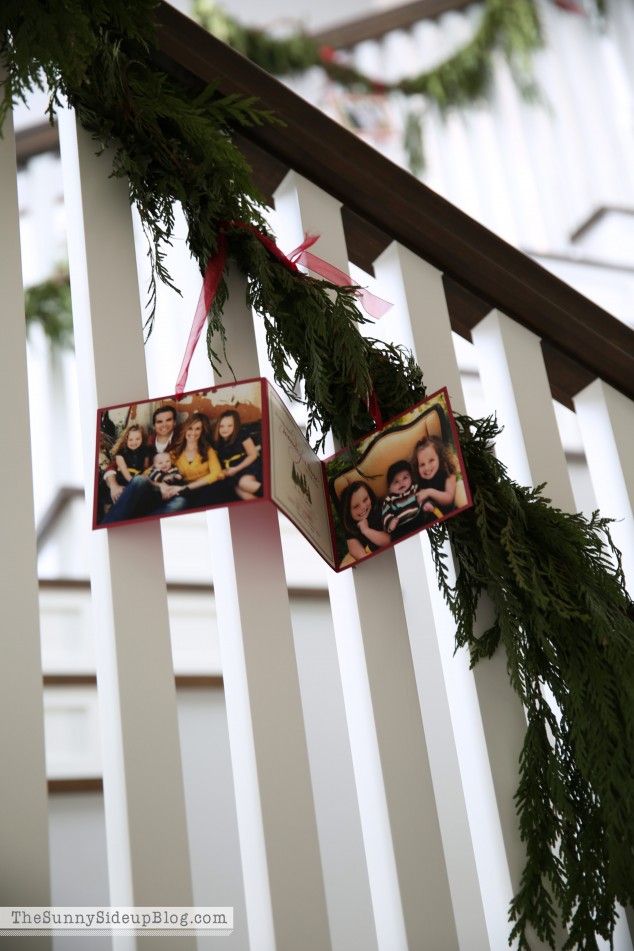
<box><xmin>147</xmin><ymin>451</ymin><xmax>185</xmax><ymax>486</ymax></box>
<box><xmin>381</xmin><ymin>460</ymin><xmax>427</xmax><ymax>539</ymax></box>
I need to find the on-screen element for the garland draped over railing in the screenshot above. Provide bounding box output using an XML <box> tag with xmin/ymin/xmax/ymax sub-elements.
<box><xmin>194</xmin><ymin>0</ymin><xmax>543</xmax><ymax>107</ymax></box>
<box><xmin>194</xmin><ymin>0</ymin><xmax>544</xmax><ymax>173</ymax></box>
<box><xmin>2</xmin><ymin>3</ymin><xmax>632</xmax><ymax>948</ymax></box>
<box><xmin>191</xmin><ymin>0</ymin><xmax>606</xmax><ymax>173</ymax></box>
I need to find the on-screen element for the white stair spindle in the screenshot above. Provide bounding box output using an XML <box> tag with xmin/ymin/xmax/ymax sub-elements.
<box><xmin>375</xmin><ymin>242</ymin><xmax>516</xmax><ymax>951</ymax></box>
<box><xmin>574</xmin><ymin>379</ymin><xmax>634</xmax><ymax>591</ymax></box>
<box><xmin>275</xmin><ymin>172</ymin><xmax>461</xmax><ymax>950</ymax></box>
<box><xmin>206</xmin><ymin>267</ymin><xmax>331</xmax><ymax>950</ymax></box>
<box><xmin>382</xmin><ymin>249</ymin><xmax>567</xmax><ymax>949</ymax></box>
<box><xmin>0</xmin><ymin>89</ymin><xmax>51</xmax><ymax>950</ymax></box>
<box><xmin>471</xmin><ymin>309</ymin><xmax>576</xmax><ymax>512</ymax></box>
<box><xmin>58</xmin><ymin>108</ymin><xmax>194</xmax><ymax>946</ymax></box>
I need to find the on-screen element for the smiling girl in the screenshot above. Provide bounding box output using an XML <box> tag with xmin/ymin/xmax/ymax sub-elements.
<box><xmin>111</xmin><ymin>423</ymin><xmax>150</xmax><ymax>487</ymax></box>
<box><xmin>341</xmin><ymin>481</ymin><xmax>391</xmax><ymax>562</ymax></box>
<box><xmin>212</xmin><ymin>409</ymin><xmax>262</xmax><ymax>500</ymax></box>
<box><xmin>413</xmin><ymin>436</ymin><xmax>457</xmax><ymax>516</ymax></box>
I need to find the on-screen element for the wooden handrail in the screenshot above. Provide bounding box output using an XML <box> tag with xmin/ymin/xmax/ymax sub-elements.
<box><xmin>312</xmin><ymin>0</ymin><xmax>475</xmax><ymax>49</ymax></box>
<box><xmin>153</xmin><ymin>1</ymin><xmax>634</xmax><ymax>408</ymax></box>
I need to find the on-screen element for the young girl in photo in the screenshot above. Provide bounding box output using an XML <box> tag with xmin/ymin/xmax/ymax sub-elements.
<box><xmin>341</xmin><ymin>481</ymin><xmax>391</xmax><ymax>562</ymax></box>
<box><xmin>413</xmin><ymin>435</ymin><xmax>458</xmax><ymax>517</ymax></box>
<box><xmin>212</xmin><ymin>409</ymin><xmax>262</xmax><ymax>501</ymax></box>
<box><xmin>111</xmin><ymin>423</ymin><xmax>150</xmax><ymax>487</ymax></box>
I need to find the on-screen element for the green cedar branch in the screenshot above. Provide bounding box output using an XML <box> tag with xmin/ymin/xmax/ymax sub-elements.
<box><xmin>436</xmin><ymin>414</ymin><xmax>634</xmax><ymax>949</ymax></box>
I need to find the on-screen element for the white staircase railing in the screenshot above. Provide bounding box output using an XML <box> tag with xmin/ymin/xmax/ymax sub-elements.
<box><xmin>3</xmin><ymin>11</ymin><xmax>634</xmax><ymax>949</ymax></box>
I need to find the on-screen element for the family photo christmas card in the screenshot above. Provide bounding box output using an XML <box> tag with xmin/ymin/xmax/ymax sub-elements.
<box><xmin>94</xmin><ymin>379</ymin><xmax>268</xmax><ymax>530</ymax></box>
<box><xmin>323</xmin><ymin>387</ymin><xmax>472</xmax><ymax>569</ymax></box>
<box><xmin>94</xmin><ymin>379</ymin><xmax>472</xmax><ymax>571</ymax></box>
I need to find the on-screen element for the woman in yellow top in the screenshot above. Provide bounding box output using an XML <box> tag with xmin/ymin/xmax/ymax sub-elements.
<box><xmin>156</xmin><ymin>412</ymin><xmax>233</xmax><ymax>512</ymax></box>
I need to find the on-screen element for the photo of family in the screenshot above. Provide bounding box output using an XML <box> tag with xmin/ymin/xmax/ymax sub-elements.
<box><xmin>94</xmin><ymin>381</ymin><xmax>264</xmax><ymax>528</ymax></box>
<box><xmin>326</xmin><ymin>389</ymin><xmax>471</xmax><ymax>570</ymax></box>
<box><xmin>93</xmin><ymin>380</ymin><xmax>471</xmax><ymax>572</ymax></box>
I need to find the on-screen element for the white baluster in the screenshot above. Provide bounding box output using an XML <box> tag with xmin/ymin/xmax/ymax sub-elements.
<box><xmin>275</xmin><ymin>172</ymin><xmax>461</xmax><ymax>951</ymax></box>
<box><xmin>448</xmin><ymin>285</ymin><xmax>628</xmax><ymax>951</ymax></box>
<box><xmin>574</xmin><ymin>379</ymin><xmax>634</xmax><ymax>591</ymax></box>
<box><xmin>375</xmin><ymin>242</ymin><xmax>513</xmax><ymax>951</ymax></box>
<box><xmin>0</xmin><ymin>91</ymin><xmax>51</xmax><ymax>950</ymax></box>
<box><xmin>206</xmin><ymin>268</ymin><xmax>331</xmax><ymax>950</ymax></box>
<box><xmin>471</xmin><ymin>309</ymin><xmax>576</xmax><ymax>512</ymax></box>
<box><xmin>58</xmin><ymin>108</ymin><xmax>193</xmax><ymax>947</ymax></box>
<box><xmin>385</xmin><ymin>257</ymin><xmax>566</xmax><ymax>948</ymax></box>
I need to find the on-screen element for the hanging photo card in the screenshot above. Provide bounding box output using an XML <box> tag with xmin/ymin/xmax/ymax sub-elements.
<box><xmin>266</xmin><ymin>385</ymin><xmax>334</xmax><ymax>564</ymax></box>
<box><xmin>323</xmin><ymin>388</ymin><xmax>472</xmax><ymax>570</ymax></box>
<box><xmin>94</xmin><ymin>379</ymin><xmax>472</xmax><ymax>571</ymax></box>
<box><xmin>94</xmin><ymin>379</ymin><xmax>268</xmax><ymax>531</ymax></box>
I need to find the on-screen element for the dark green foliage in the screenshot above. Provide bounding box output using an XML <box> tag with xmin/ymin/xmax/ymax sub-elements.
<box><xmin>431</xmin><ymin>414</ymin><xmax>634</xmax><ymax>948</ymax></box>
<box><xmin>0</xmin><ymin>0</ymin><xmax>157</xmax><ymax>127</ymax></box>
<box><xmin>193</xmin><ymin>0</ymin><xmax>323</xmax><ymax>75</ymax></box>
<box><xmin>1</xmin><ymin>0</ymin><xmax>274</xmax><ymax>333</ymax></box>
<box><xmin>194</xmin><ymin>0</ymin><xmax>542</xmax><ymax>110</ymax></box>
<box><xmin>399</xmin><ymin>0</ymin><xmax>542</xmax><ymax>109</ymax></box>
<box><xmin>215</xmin><ymin>226</ymin><xmax>426</xmax><ymax>451</ymax></box>
<box><xmin>24</xmin><ymin>269</ymin><xmax>73</xmax><ymax>348</ymax></box>
<box><xmin>2</xmin><ymin>3</ymin><xmax>634</xmax><ymax>948</ymax></box>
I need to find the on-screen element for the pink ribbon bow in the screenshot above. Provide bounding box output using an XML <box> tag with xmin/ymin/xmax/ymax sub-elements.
<box><xmin>174</xmin><ymin>225</ymin><xmax>391</xmax><ymax>404</ymax></box>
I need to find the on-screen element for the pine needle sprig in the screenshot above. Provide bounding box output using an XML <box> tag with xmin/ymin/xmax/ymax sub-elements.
<box><xmin>1</xmin><ymin>0</ymin><xmax>276</xmax><ymax>334</ymax></box>
<box><xmin>0</xmin><ymin>0</ymin><xmax>156</xmax><ymax>127</ymax></box>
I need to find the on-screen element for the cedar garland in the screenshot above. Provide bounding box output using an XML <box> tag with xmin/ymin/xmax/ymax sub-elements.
<box><xmin>193</xmin><ymin>0</ymin><xmax>544</xmax><ymax>109</ymax></box>
<box><xmin>2</xmin><ymin>3</ymin><xmax>633</xmax><ymax>947</ymax></box>
<box><xmin>193</xmin><ymin>0</ymin><xmax>544</xmax><ymax>173</ymax></box>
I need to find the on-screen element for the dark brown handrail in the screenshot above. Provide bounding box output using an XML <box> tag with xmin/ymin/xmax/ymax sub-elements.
<box><xmin>312</xmin><ymin>0</ymin><xmax>475</xmax><ymax>49</ymax></box>
<box><xmin>154</xmin><ymin>1</ymin><xmax>634</xmax><ymax>409</ymax></box>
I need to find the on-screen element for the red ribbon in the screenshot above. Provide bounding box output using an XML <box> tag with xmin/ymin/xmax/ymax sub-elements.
<box><xmin>319</xmin><ymin>45</ymin><xmax>336</xmax><ymax>63</ymax></box>
<box><xmin>552</xmin><ymin>0</ymin><xmax>584</xmax><ymax>11</ymax></box>
<box><xmin>175</xmin><ymin>232</ymin><xmax>229</xmax><ymax>396</ymax></box>
<box><xmin>174</xmin><ymin>224</ymin><xmax>391</xmax><ymax>396</ymax></box>
<box><xmin>367</xmin><ymin>388</ymin><xmax>383</xmax><ymax>432</ymax></box>
<box><xmin>288</xmin><ymin>234</ymin><xmax>392</xmax><ymax>320</ymax></box>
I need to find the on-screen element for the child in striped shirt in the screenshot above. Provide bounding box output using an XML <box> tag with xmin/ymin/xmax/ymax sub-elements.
<box><xmin>381</xmin><ymin>460</ymin><xmax>426</xmax><ymax>540</ymax></box>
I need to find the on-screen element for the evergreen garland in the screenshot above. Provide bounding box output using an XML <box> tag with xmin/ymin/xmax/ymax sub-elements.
<box><xmin>438</xmin><ymin>416</ymin><xmax>634</xmax><ymax>949</ymax></box>
<box><xmin>192</xmin><ymin>0</ymin><xmax>608</xmax><ymax>172</ymax></box>
<box><xmin>193</xmin><ymin>0</ymin><xmax>544</xmax><ymax>109</ymax></box>
<box><xmin>2</xmin><ymin>3</ymin><xmax>633</xmax><ymax>948</ymax></box>
<box><xmin>193</xmin><ymin>0</ymin><xmax>544</xmax><ymax>171</ymax></box>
